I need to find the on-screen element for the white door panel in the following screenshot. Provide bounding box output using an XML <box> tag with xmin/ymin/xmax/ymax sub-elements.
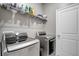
<box><xmin>60</xmin><ymin>34</ymin><xmax>78</xmax><ymax>40</ymax></box>
<box><xmin>58</xmin><ymin>9</ymin><xmax>78</xmax><ymax>34</ymax></box>
<box><xmin>56</xmin><ymin>38</ymin><xmax>77</xmax><ymax>56</ymax></box>
<box><xmin>62</xmin><ymin>39</ymin><xmax>77</xmax><ymax>56</ymax></box>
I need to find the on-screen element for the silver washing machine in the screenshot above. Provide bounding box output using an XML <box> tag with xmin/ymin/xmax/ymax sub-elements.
<box><xmin>1</xmin><ymin>31</ymin><xmax>40</xmax><ymax>56</ymax></box>
<box><xmin>36</xmin><ymin>32</ymin><xmax>56</xmax><ymax>56</ymax></box>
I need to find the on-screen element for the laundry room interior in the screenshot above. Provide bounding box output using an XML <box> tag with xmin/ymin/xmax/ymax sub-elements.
<box><xmin>0</xmin><ymin>3</ymin><xmax>79</xmax><ymax>56</ymax></box>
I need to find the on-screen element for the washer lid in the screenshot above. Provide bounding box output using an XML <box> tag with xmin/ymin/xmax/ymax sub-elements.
<box><xmin>6</xmin><ymin>39</ymin><xmax>39</xmax><ymax>52</ymax></box>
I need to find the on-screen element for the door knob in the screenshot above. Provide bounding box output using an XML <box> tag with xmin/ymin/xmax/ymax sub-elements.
<box><xmin>57</xmin><ymin>35</ymin><xmax>61</xmax><ymax>38</ymax></box>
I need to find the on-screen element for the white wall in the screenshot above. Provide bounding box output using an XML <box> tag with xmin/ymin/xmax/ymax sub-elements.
<box><xmin>42</xmin><ymin>3</ymin><xmax>74</xmax><ymax>35</ymax></box>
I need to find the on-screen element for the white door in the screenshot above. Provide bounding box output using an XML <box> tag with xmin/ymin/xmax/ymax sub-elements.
<box><xmin>56</xmin><ymin>6</ymin><xmax>78</xmax><ymax>56</ymax></box>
